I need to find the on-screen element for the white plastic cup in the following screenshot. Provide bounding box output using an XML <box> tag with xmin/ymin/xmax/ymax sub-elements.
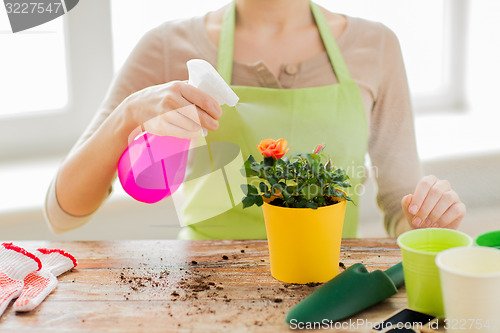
<box><xmin>436</xmin><ymin>246</ymin><xmax>500</xmax><ymax>333</ymax></box>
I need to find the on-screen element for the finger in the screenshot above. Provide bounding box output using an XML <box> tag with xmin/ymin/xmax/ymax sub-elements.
<box><xmin>168</xmin><ymin>104</ymin><xmax>218</xmax><ymax>131</ymax></box>
<box><xmin>401</xmin><ymin>194</ymin><xmax>414</xmax><ymax>223</ymax></box>
<box><xmin>195</xmin><ymin>107</ymin><xmax>219</xmax><ymax>131</ymax></box>
<box><xmin>409</xmin><ymin>175</ymin><xmax>438</xmax><ymax>215</ymax></box>
<box><xmin>427</xmin><ymin>191</ymin><xmax>460</xmax><ymax>227</ymax></box>
<box><xmin>143</xmin><ymin>105</ymin><xmax>202</xmax><ymax>138</ymax></box>
<box><xmin>168</xmin><ymin>107</ymin><xmax>203</xmax><ymax>132</ymax></box>
<box><xmin>413</xmin><ymin>179</ymin><xmax>452</xmax><ymax>227</ymax></box>
<box><xmin>143</xmin><ymin>119</ymin><xmax>196</xmax><ymax>139</ymax></box>
<box><xmin>436</xmin><ymin>202</ymin><xmax>466</xmax><ymax>229</ymax></box>
<box><xmin>176</xmin><ymin>104</ymin><xmax>202</xmax><ymax>124</ymax></box>
<box><xmin>178</xmin><ymin>83</ymin><xmax>223</xmax><ymax>120</ymax></box>
<box><xmin>144</xmin><ymin>106</ymin><xmax>200</xmax><ymax>133</ymax></box>
<box><xmin>161</xmin><ymin>123</ymin><xmax>201</xmax><ymax>140</ymax></box>
<box><xmin>408</xmin><ymin>176</ymin><xmax>438</xmax><ymax>227</ymax></box>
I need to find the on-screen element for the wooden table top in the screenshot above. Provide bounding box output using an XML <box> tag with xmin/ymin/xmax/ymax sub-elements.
<box><xmin>0</xmin><ymin>239</ymin><xmax>440</xmax><ymax>332</ymax></box>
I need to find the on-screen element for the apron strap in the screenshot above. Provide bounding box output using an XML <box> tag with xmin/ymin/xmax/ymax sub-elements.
<box><xmin>309</xmin><ymin>2</ymin><xmax>353</xmax><ymax>83</ymax></box>
<box><xmin>217</xmin><ymin>1</ymin><xmax>236</xmax><ymax>84</ymax></box>
<box><xmin>216</xmin><ymin>1</ymin><xmax>353</xmax><ymax>85</ymax></box>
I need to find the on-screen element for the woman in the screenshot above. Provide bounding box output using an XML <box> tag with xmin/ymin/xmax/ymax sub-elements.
<box><xmin>45</xmin><ymin>0</ymin><xmax>465</xmax><ymax>238</ymax></box>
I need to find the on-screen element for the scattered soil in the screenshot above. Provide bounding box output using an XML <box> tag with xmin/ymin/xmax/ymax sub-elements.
<box><xmin>118</xmin><ymin>268</ymin><xmax>170</xmax><ymax>292</ymax></box>
<box><xmin>180</xmin><ymin>275</ymin><xmax>212</xmax><ymax>293</ymax></box>
<box><xmin>117</xmin><ymin>263</ymin><xmax>228</xmax><ymax>304</ymax></box>
<box><xmin>115</xmin><ymin>252</ymin><xmax>331</xmax><ymax>326</ymax></box>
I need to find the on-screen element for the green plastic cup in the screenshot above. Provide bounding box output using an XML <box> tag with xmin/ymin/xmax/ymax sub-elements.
<box><xmin>397</xmin><ymin>228</ymin><xmax>473</xmax><ymax>318</ymax></box>
<box><xmin>474</xmin><ymin>230</ymin><xmax>500</xmax><ymax>249</ymax></box>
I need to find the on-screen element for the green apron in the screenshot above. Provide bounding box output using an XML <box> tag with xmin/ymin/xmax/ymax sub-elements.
<box><xmin>177</xmin><ymin>2</ymin><xmax>368</xmax><ymax>240</ymax></box>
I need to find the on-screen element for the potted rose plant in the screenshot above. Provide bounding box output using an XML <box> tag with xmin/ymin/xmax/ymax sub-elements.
<box><xmin>241</xmin><ymin>138</ymin><xmax>353</xmax><ymax>284</ymax></box>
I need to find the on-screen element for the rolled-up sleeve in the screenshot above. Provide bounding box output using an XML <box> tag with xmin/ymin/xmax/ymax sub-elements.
<box><xmin>44</xmin><ymin>22</ymin><xmax>167</xmax><ymax>233</ymax></box>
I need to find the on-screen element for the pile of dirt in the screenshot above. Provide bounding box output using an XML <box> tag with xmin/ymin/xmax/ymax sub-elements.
<box><xmin>118</xmin><ymin>267</ymin><xmax>170</xmax><ymax>292</ymax></box>
<box><xmin>116</xmin><ymin>261</ymin><xmax>230</xmax><ymax>302</ymax></box>
<box><xmin>116</xmin><ymin>257</ymin><xmax>346</xmax><ymax>303</ymax></box>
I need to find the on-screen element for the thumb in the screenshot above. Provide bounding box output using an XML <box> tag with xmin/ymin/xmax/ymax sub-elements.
<box><xmin>401</xmin><ymin>194</ymin><xmax>414</xmax><ymax>223</ymax></box>
<box><xmin>401</xmin><ymin>194</ymin><xmax>412</xmax><ymax>211</ymax></box>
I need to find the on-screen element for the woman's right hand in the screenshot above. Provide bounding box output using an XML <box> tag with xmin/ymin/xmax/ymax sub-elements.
<box><xmin>52</xmin><ymin>81</ymin><xmax>222</xmax><ymax>218</ymax></box>
<box><xmin>120</xmin><ymin>80</ymin><xmax>223</xmax><ymax>142</ymax></box>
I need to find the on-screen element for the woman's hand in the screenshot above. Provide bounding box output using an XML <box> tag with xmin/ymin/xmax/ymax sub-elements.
<box><xmin>401</xmin><ymin>175</ymin><xmax>466</xmax><ymax>230</ymax></box>
<box><xmin>54</xmin><ymin>81</ymin><xmax>222</xmax><ymax>218</ymax></box>
<box><xmin>121</xmin><ymin>80</ymin><xmax>222</xmax><ymax>141</ymax></box>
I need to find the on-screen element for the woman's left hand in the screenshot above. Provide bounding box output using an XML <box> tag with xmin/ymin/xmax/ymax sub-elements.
<box><xmin>401</xmin><ymin>175</ymin><xmax>466</xmax><ymax>229</ymax></box>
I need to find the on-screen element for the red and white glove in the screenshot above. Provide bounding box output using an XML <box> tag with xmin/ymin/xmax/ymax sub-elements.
<box><xmin>0</xmin><ymin>243</ymin><xmax>41</xmax><ymax>317</ymax></box>
<box><xmin>14</xmin><ymin>248</ymin><xmax>77</xmax><ymax>312</ymax></box>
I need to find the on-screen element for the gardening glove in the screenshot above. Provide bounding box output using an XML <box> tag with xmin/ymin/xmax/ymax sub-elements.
<box><xmin>13</xmin><ymin>248</ymin><xmax>77</xmax><ymax>312</ymax></box>
<box><xmin>0</xmin><ymin>243</ymin><xmax>41</xmax><ymax>317</ymax></box>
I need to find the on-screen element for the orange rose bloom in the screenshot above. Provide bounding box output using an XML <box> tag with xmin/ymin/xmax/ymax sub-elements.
<box><xmin>257</xmin><ymin>138</ymin><xmax>290</xmax><ymax>159</ymax></box>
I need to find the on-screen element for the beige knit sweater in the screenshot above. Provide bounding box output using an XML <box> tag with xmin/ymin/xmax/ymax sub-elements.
<box><xmin>44</xmin><ymin>13</ymin><xmax>423</xmax><ymax>237</ymax></box>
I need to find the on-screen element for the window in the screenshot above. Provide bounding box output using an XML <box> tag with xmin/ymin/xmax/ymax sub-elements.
<box><xmin>0</xmin><ymin>0</ymin><xmax>114</xmax><ymax>159</ymax></box>
<box><xmin>0</xmin><ymin>16</ymin><xmax>68</xmax><ymax>116</ymax></box>
<box><xmin>316</xmin><ymin>0</ymin><xmax>461</xmax><ymax>112</ymax></box>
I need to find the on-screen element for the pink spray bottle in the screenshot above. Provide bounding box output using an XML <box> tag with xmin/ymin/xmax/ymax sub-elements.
<box><xmin>117</xmin><ymin>59</ymin><xmax>239</xmax><ymax>203</ymax></box>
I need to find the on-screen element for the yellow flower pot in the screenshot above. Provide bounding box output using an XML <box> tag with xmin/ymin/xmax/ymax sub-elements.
<box><xmin>262</xmin><ymin>196</ymin><xmax>346</xmax><ymax>284</ymax></box>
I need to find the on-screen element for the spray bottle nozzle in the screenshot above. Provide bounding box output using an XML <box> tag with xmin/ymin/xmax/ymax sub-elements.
<box><xmin>187</xmin><ymin>59</ymin><xmax>239</xmax><ymax>136</ymax></box>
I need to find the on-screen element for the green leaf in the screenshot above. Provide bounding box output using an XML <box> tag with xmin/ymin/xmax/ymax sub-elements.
<box><xmin>272</xmin><ymin>183</ymin><xmax>283</xmax><ymax>194</ymax></box>
<box><xmin>250</xmin><ymin>163</ymin><xmax>263</xmax><ymax>173</ymax></box>
<box><xmin>286</xmin><ymin>186</ymin><xmax>296</xmax><ymax>196</ymax></box>
<box><xmin>305</xmin><ymin>202</ymin><xmax>318</xmax><ymax>209</ymax></box>
<box><xmin>242</xmin><ymin>196</ymin><xmax>256</xmax><ymax>208</ymax></box>
<box><xmin>315</xmin><ymin>196</ymin><xmax>326</xmax><ymax>206</ymax></box>
<box><xmin>324</xmin><ymin>187</ymin><xmax>353</xmax><ymax>204</ymax></box>
<box><xmin>295</xmin><ymin>197</ymin><xmax>307</xmax><ymax>208</ymax></box>
<box><xmin>268</xmin><ymin>176</ymin><xmax>278</xmax><ymax>186</ymax></box>
<box><xmin>275</xmin><ymin>167</ymin><xmax>285</xmax><ymax>178</ymax></box>
<box><xmin>255</xmin><ymin>195</ymin><xmax>264</xmax><ymax>206</ymax></box>
<box><xmin>278</xmin><ymin>182</ymin><xmax>290</xmax><ymax>198</ymax></box>
<box><xmin>301</xmin><ymin>184</ymin><xmax>322</xmax><ymax>200</ymax></box>
<box><xmin>259</xmin><ymin>182</ymin><xmax>268</xmax><ymax>193</ymax></box>
<box><xmin>264</xmin><ymin>156</ymin><xmax>275</xmax><ymax>167</ymax></box>
<box><xmin>242</xmin><ymin>160</ymin><xmax>259</xmax><ymax>177</ymax></box>
<box><xmin>241</xmin><ymin>184</ymin><xmax>258</xmax><ymax>195</ymax></box>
